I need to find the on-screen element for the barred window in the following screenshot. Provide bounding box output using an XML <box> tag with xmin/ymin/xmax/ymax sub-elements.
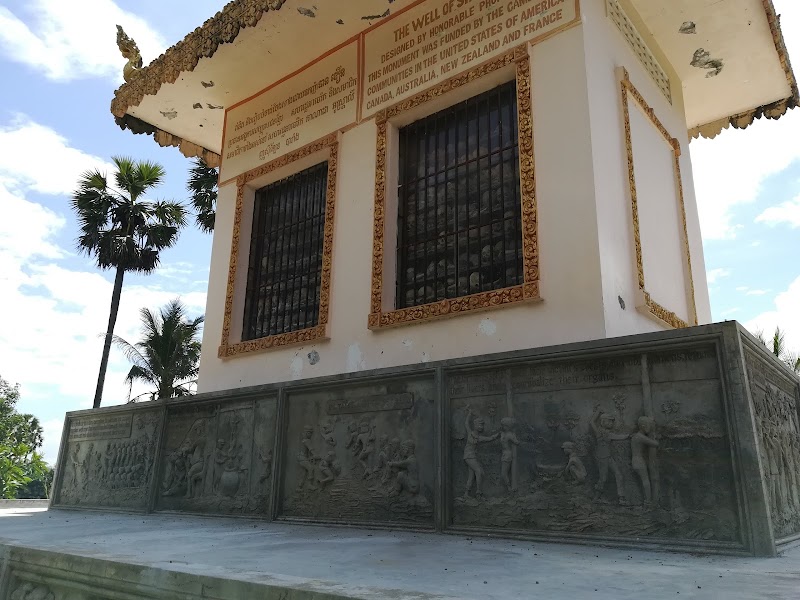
<box><xmin>396</xmin><ymin>80</ymin><xmax>522</xmax><ymax>309</ymax></box>
<box><xmin>243</xmin><ymin>162</ymin><xmax>328</xmax><ymax>340</ymax></box>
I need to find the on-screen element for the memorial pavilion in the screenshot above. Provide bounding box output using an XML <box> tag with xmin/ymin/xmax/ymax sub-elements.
<box><xmin>26</xmin><ymin>6</ymin><xmax>800</xmax><ymax>595</ymax></box>
<box><xmin>109</xmin><ymin>0</ymin><xmax>796</xmax><ymax>392</ymax></box>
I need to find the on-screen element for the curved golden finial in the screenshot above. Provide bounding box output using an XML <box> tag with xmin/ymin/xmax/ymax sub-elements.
<box><xmin>116</xmin><ymin>25</ymin><xmax>143</xmax><ymax>82</ymax></box>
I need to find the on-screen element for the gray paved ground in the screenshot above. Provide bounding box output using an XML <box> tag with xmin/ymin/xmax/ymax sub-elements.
<box><xmin>1</xmin><ymin>508</ymin><xmax>799</xmax><ymax>599</ymax></box>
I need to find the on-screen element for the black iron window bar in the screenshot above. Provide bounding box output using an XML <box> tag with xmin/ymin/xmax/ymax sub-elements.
<box><xmin>396</xmin><ymin>80</ymin><xmax>522</xmax><ymax>310</ymax></box>
<box><xmin>243</xmin><ymin>161</ymin><xmax>328</xmax><ymax>340</ymax></box>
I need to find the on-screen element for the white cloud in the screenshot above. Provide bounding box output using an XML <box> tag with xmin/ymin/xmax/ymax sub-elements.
<box><xmin>744</xmin><ymin>276</ymin><xmax>800</xmax><ymax>359</ymax></box>
<box><xmin>756</xmin><ymin>194</ymin><xmax>800</xmax><ymax>228</ymax></box>
<box><xmin>745</xmin><ymin>289</ymin><xmax>769</xmax><ymax>296</ymax></box>
<box><xmin>690</xmin><ymin>0</ymin><xmax>800</xmax><ymax>241</ymax></box>
<box><xmin>0</xmin><ymin>0</ymin><xmax>165</xmax><ymax>82</ymax></box>
<box><xmin>0</xmin><ymin>116</ymin><xmax>113</xmax><ymax>195</ymax></box>
<box><xmin>0</xmin><ymin>116</ymin><xmax>206</xmax><ymax>464</ymax></box>
<box><xmin>706</xmin><ymin>268</ymin><xmax>731</xmax><ymax>284</ymax></box>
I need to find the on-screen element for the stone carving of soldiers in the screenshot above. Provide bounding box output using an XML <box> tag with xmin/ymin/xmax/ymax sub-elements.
<box><xmin>499</xmin><ymin>417</ymin><xmax>520</xmax><ymax>493</ymax></box>
<box><xmin>630</xmin><ymin>416</ymin><xmax>659</xmax><ymax>507</ymax></box>
<box><xmin>591</xmin><ymin>405</ymin><xmax>628</xmax><ymax>505</ymax></box>
<box><xmin>463</xmin><ymin>408</ymin><xmax>498</xmax><ymax>500</ymax></box>
<box><xmin>561</xmin><ymin>442</ymin><xmax>587</xmax><ymax>483</ymax></box>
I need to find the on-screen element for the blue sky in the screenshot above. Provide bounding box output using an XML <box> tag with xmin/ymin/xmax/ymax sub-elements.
<box><xmin>0</xmin><ymin>0</ymin><xmax>799</xmax><ymax>465</ymax></box>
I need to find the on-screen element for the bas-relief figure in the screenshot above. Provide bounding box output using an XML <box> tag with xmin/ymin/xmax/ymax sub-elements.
<box><xmin>9</xmin><ymin>583</ymin><xmax>55</xmax><ymax>600</ymax></box>
<box><xmin>746</xmin><ymin>350</ymin><xmax>800</xmax><ymax>539</ymax></box>
<box><xmin>57</xmin><ymin>410</ymin><xmax>160</xmax><ymax>511</ymax></box>
<box><xmin>281</xmin><ymin>383</ymin><xmax>435</xmax><ymax>525</ymax></box>
<box><xmin>157</xmin><ymin>398</ymin><xmax>276</xmax><ymax>516</ymax></box>
<box><xmin>449</xmin><ymin>349</ymin><xmax>740</xmax><ymax>542</ymax></box>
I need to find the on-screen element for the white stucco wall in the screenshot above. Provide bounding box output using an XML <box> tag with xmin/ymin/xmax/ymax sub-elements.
<box><xmin>580</xmin><ymin>0</ymin><xmax>712</xmax><ymax>338</ymax></box>
<box><xmin>197</xmin><ymin>0</ymin><xmax>712</xmax><ymax>393</ymax></box>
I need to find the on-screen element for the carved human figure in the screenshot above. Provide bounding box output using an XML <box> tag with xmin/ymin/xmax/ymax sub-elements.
<box><xmin>213</xmin><ymin>439</ymin><xmax>227</xmax><ymax>494</ymax></box>
<box><xmin>631</xmin><ymin>416</ymin><xmax>659</xmax><ymax>506</ymax></box>
<box><xmin>258</xmin><ymin>446</ymin><xmax>273</xmax><ymax>486</ymax></box>
<box><xmin>463</xmin><ymin>408</ymin><xmax>498</xmax><ymax>499</ymax></box>
<box><xmin>499</xmin><ymin>417</ymin><xmax>520</xmax><ymax>493</ymax></box>
<box><xmin>561</xmin><ymin>442</ymin><xmax>587</xmax><ymax>483</ymax></box>
<box><xmin>326</xmin><ymin>450</ymin><xmax>342</xmax><ymax>477</ymax></box>
<box><xmin>320</xmin><ymin>419</ymin><xmax>337</xmax><ymax>447</ymax></box>
<box><xmin>388</xmin><ymin>440</ymin><xmax>420</xmax><ymax>497</ymax></box>
<box><xmin>10</xmin><ymin>582</ymin><xmax>55</xmax><ymax>600</ymax></box>
<box><xmin>316</xmin><ymin>459</ymin><xmax>335</xmax><ymax>487</ymax></box>
<box><xmin>186</xmin><ymin>433</ymin><xmax>207</xmax><ymax>499</ymax></box>
<box><xmin>68</xmin><ymin>443</ymin><xmax>82</xmax><ymax>489</ymax></box>
<box><xmin>297</xmin><ymin>425</ymin><xmax>318</xmax><ymax>491</ymax></box>
<box><xmin>591</xmin><ymin>406</ymin><xmax>628</xmax><ymax>505</ymax></box>
<box><xmin>81</xmin><ymin>443</ymin><xmax>94</xmax><ymax>488</ymax></box>
<box><xmin>354</xmin><ymin>420</ymin><xmax>377</xmax><ymax>478</ymax></box>
<box><xmin>344</xmin><ymin>421</ymin><xmax>359</xmax><ymax>454</ymax></box>
<box><xmin>376</xmin><ymin>436</ymin><xmax>400</xmax><ymax>484</ymax></box>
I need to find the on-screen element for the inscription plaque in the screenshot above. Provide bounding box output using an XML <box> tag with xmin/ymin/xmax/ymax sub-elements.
<box><xmin>362</xmin><ymin>0</ymin><xmax>580</xmax><ymax>116</ymax></box>
<box><xmin>328</xmin><ymin>393</ymin><xmax>413</xmax><ymax>415</ymax></box>
<box><xmin>221</xmin><ymin>41</ymin><xmax>358</xmax><ymax>182</ymax></box>
<box><xmin>68</xmin><ymin>414</ymin><xmax>132</xmax><ymax>442</ymax></box>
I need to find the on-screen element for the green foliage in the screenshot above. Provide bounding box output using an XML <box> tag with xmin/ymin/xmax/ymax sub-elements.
<box><xmin>114</xmin><ymin>298</ymin><xmax>204</xmax><ymax>401</ymax></box>
<box><xmin>0</xmin><ymin>376</ymin><xmax>47</xmax><ymax>499</ymax></box>
<box><xmin>187</xmin><ymin>158</ymin><xmax>217</xmax><ymax>233</ymax></box>
<box><xmin>71</xmin><ymin>156</ymin><xmax>188</xmax><ymax>408</ymax></box>
<box><xmin>72</xmin><ymin>156</ymin><xmax>187</xmax><ymax>273</ymax></box>
<box><xmin>755</xmin><ymin>327</ymin><xmax>800</xmax><ymax>374</ymax></box>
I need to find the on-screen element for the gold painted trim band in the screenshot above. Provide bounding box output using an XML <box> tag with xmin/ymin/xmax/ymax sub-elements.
<box><xmin>218</xmin><ymin>133</ymin><xmax>338</xmax><ymax>358</ymax></box>
<box><xmin>368</xmin><ymin>47</ymin><xmax>540</xmax><ymax>330</ymax></box>
<box><xmin>621</xmin><ymin>69</ymin><xmax>697</xmax><ymax>330</ymax></box>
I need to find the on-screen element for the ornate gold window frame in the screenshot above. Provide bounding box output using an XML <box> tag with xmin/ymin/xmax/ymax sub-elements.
<box><xmin>218</xmin><ymin>134</ymin><xmax>338</xmax><ymax>358</ymax></box>
<box><xmin>620</xmin><ymin>68</ymin><xmax>698</xmax><ymax>329</ymax></box>
<box><xmin>368</xmin><ymin>47</ymin><xmax>540</xmax><ymax>330</ymax></box>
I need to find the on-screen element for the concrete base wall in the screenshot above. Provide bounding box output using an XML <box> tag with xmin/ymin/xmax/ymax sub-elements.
<box><xmin>50</xmin><ymin>322</ymin><xmax>800</xmax><ymax>556</ymax></box>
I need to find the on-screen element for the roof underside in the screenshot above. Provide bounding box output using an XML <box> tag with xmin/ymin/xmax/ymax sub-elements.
<box><xmin>111</xmin><ymin>0</ymin><xmax>798</xmax><ymax>164</ymax></box>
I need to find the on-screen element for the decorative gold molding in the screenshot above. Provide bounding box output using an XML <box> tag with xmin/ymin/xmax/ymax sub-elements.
<box><xmin>620</xmin><ymin>68</ymin><xmax>697</xmax><ymax>330</ymax></box>
<box><xmin>368</xmin><ymin>48</ymin><xmax>540</xmax><ymax>330</ymax></box>
<box><xmin>218</xmin><ymin>134</ymin><xmax>338</xmax><ymax>358</ymax></box>
<box><xmin>111</xmin><ymin>0</ymin><xmax>287</xmax><ymax>120</ymax></box>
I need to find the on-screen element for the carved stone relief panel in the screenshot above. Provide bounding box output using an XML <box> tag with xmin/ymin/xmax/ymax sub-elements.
<box><xmin>280</xmin><ymin>376</ymin><xmax>436</xmax><ymax>527</ymax></box>
<box><xmin>8</xmin><ymin>581</ymin><xmax>56</xmax><ymax>600</ymax></box>
<box><xmin>156</xmin><ymin>397</ymin><xmax>276</xmax><ymax>516</ymax></box>
<box><xmin>56</xmin><ymin>409</ymin><xmax>160</xmax><ymax>511</ymax></box>
<box><xmin>745</xmin><ymin>348</ymin><xmax>800</xmax><ymax>540</ymax></box>
<box><xmin>448</xmin><ymin>347</ymin><xmax>740</xmax><ymax>543</ymax></box>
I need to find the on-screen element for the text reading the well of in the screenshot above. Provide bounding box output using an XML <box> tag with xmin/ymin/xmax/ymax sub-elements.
<box><xmin>363</xmin><ymin>0</ymin><xmax>578</xmax><ymax>116</ymax></box>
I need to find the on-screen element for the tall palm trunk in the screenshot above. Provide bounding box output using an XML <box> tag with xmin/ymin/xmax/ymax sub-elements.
<box><xmin>93</xmin><ymin>267</ymin><xmax>125</xmax><ymax>408</ymax></box>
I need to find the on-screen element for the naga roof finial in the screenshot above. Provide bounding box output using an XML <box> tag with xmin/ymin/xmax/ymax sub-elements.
<box><xmin>116</xmin><ymin>25</ymin><xmax>143</xmax><ymax>82</ymax></box>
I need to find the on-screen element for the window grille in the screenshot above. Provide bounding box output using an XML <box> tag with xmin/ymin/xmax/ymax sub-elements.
<box><xmin>243</xmin><ymin>162</ymin><xmax>328</xmax><ymax>340</ymax></box>
<box><xmin>396</xmin><ymin>80</ymin><xmax>522</xmax><ymax>309</ymax></box>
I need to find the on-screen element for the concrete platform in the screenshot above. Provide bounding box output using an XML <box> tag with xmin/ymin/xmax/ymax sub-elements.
<box><xmin>2</xmin><ymin>509</ymin><xmax>800</xmax><ymax>599</ymax></box>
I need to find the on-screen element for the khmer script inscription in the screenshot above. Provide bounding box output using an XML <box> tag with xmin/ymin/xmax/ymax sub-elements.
<box><xmin>68</xmin><ymin>414</ymin><xmax>132</xmax><ymax>442</ymax></box>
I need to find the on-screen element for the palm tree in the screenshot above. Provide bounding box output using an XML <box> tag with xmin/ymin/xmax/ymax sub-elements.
<box><xmin>113</xmin><ymin>299</ymin><xmax>204</xmax><ymax>401</ymax></box>
<box><xmin>187</xmin><ymin>158</ymin><xmax>217</xmax><ymax>233</ymax></box>
<box><xmin>755</xmin><ymin>326</ymin><xmax>800</xmax><ymax>373</ymax></box>
<box><xmin>72</xmin><ymin>157</ymin><xmax>187</xmax><ymax>408</ymax></box>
